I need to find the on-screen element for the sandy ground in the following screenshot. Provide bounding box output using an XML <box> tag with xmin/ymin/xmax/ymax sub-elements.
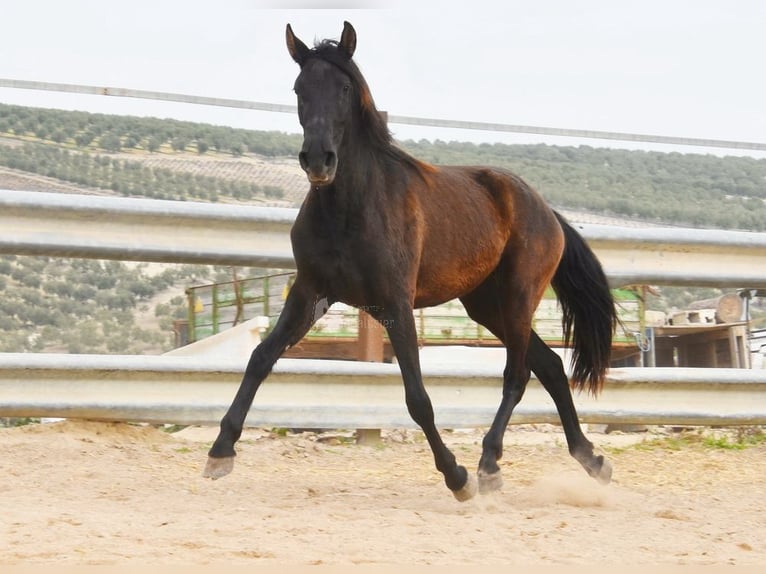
<box><xmin>0</xmin><ymin>419</ymin><xmax>764</xmax><ymax>566</ymax></box>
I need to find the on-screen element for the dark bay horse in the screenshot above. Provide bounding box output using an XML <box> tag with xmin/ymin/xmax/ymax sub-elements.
<box><xmin>204</xmin><ymin>21</ymin><xmax>616</xmax><ymax>501</ymax></box>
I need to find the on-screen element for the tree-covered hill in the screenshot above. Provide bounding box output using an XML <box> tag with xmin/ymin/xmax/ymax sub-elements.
<box><xmin>0</xmin><ymin>255</ymin><xmax>273</xmax><ymax>354</ymax></box>
<box><xmin>402</xmin><ymin>140</ymin><xmax>766</xmax><ymax>231</ymax></box>
<box><xmin>0</xmin><ymin>142</ymin><xmax>292</xmax><ymax>203</ymax></box>
<box><xmin>0</xmin><ymin>101</ymin><xmax>765</xmax><ymax>355</ymax></box>
<box><xmin>0</xmin><ymin>102</ymin><xmax>765</xmax><ymax>230</ymax></box>
<box><xmin>0</xmin><ymin>255</ymin><xmax>183</xmax><ymax>353</ymax></box>
<box><xmin>0</xmin><ymin>103</ymin><xmax>299</xmax><ymax>157</ymax></box>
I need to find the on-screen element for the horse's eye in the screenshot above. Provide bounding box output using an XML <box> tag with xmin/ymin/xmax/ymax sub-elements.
<box><xmin>342</xmin><ymin>84</ymin><xmax>351</xmax><ymax>94</ymax></box>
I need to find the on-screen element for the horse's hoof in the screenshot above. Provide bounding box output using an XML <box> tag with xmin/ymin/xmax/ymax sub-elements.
<box><xmin>203</xmin><ymin>456</ymin><xmax>235</xmax><ymax>480</ymax></box>
<box><xmin>594</xmin><ymin>456</ymin><xmax>613</xmax><ymax>485</ymax></box>
<box><xmin>478</xmin><ymin>469</ymin><xmax>503</xmax><ymax>494</ymax></box>
<box><xmin>452</xmin><ymin>473</ymin><xmax>478</xmax><ymax>502</ymax></box>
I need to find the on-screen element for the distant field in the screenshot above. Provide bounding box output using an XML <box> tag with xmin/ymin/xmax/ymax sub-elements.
<box><xmin>130</xmin><ymin>152</ymin><xmax>308</xmax><ymax>205</ymax></box>
<box><xmin>0</xmin><ymin>140</ymin><xmax>655</xmax><ymax>228</ymax></box>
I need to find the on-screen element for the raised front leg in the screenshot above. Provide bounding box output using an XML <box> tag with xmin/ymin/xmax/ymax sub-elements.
<box><xmin>203</xmin><ymin>277</ymin><xmax>327</xmax><ymax>479</ymax></box>
<box><xmin>378</xmin><ymin>303</ymin><xmax>477</xmax><ymax>501</ymax></box>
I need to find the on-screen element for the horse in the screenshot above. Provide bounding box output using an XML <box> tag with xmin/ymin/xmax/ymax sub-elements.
<box><xmin>204</xmin><ymin>21</ymin><xmax>617</xmax><ymax>501</ymax></box>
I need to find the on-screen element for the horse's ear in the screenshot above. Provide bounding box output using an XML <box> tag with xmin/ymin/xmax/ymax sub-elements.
<box><xmin>286</xmin><ymin>24</ymin><xmax>310</xmax><ymax>65</ymax></box>
<box><xmin>339</xmin><ymin>21</ymin><xmax>356</xmax><ymax>58</ymax></box>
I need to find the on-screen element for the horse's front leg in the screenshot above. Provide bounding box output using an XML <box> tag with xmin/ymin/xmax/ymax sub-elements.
<box><xmin>380</xmin><ymin>303</ymin><xmax>477</xmax><ymax>502</ymax></box>
<box><xmin>204</xmin><ymin>277</ymin><xmax>326</xmax><ymax>479</ymax></box>
<box><xmin>477</xmin><ymin>344</ymin><xmax>531</xmax><ymax>494</ymax></box>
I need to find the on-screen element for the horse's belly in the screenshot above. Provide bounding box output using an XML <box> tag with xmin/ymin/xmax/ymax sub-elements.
<box><xmin>414</xmin><ymin>246</ymin><xmax>503</xmax><ymax>308</ymax></box>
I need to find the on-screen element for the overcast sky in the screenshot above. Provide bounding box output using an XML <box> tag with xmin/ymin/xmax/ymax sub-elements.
<box><xmin>1</xmin><ymin>0</ymin><xmax>764</xmax><ymax>157</ymax></box>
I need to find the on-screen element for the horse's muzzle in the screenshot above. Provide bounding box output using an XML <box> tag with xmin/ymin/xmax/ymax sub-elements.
<box><xmin>299</xmin><ymin>149</ymin><xmax>337</xmax><ymax>187</ymax></box>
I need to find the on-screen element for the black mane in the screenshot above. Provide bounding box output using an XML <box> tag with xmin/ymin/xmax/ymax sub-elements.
<box><xmin>308</xmin><ymin>40</ymin><xmax>391</xmax><ymax>148</ymax></box>
<box><xmin>306</xmin><ymin>40</ymin><xmax>433</xmax><ymax>176</ymax></box>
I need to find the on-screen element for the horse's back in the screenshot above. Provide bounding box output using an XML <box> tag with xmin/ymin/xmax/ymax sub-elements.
<box><xmin>410</xmin><ymin>164</ymin><xmax>563</xmax><ymax>307</ymax></box>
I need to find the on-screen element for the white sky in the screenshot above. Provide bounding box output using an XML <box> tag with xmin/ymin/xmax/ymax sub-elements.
<box><xmin>1</xmin><ymin>0</ymin><xmax>765</xmax><ymax>157</ymax></box>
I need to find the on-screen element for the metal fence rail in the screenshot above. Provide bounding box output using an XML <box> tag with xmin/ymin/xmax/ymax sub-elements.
<box><xmin>3</xmin><ymin>78</ymin><xmax>766</xmax><ymax>152</ymax></box>
<box><xmin>2</xmin><ymin>189</ymin><xmax>766</xmax><ymax>287</ymax></box>
<box><xmin>0</xmin><ymin>354</ymin><xmax>764</xmax><ymax>427</ymax></box>
<box><xmin>1</xmin><ymin>76</ymin><xmax>765</xmax><ymax>429</ymax></box>
<box><xmin>0</xmin><ymin>189</ymin><xmax>296</xmax><ymax>268</ymax></box>
<box><xmin>1</xmin><ymin>190</ymin><xmax>765</xmax><ymax>427</ymax></box>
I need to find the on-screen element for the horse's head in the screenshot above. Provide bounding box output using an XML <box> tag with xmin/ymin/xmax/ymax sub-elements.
<box><xmin>286</xmin><ymin>21</ymin><xmax>379</xmax><ymax>188</ymax></box>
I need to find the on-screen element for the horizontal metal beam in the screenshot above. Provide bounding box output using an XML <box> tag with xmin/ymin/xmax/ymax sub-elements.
<box><xmin>0</xmin><ymin>354</ymin><xmax>764</xmax><ymax>427</ymax></box>
<box><xmin>3</xmin><ymin>78</ymin><xmax>766</xmax><ymax>152</ymax></box>
<box><xmin>0</xmin><ymin>78</ymin><xmax>298</xmax><ymax>115</ymax></box>
<box><xmin>1</xmin><ymin>190</ymin><xmax>766</xmax><ymax>287</ymax></box>
<box><xmin>572</xmin><ymin>222</ymin><xmax>766</xmax><ymax>287</ymax></box>
<box><xmin>0</xmin><ymin>190</ymin><xmax>296</xmax><ymax>267</ymax></box>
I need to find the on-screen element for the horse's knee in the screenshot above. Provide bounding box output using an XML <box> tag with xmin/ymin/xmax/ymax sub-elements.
<box><xmin>404</xmin><ymin>389</ymin><xmax>435</xmax><ymax>429</ymax></box>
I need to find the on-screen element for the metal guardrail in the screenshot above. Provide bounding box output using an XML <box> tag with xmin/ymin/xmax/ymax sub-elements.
<box><xmin>1</xmin><ymin>190</ymin><xmax>765</xmax><ymax>427</ymax></box>
<box><xmin>0</xmin><ymin>189</ymin><xmax>296</xmax><ymax>268</ymax></box>
<box><xmin>571</xmin><ymin>222</ymin><xmax>766</xmax><ymax>287</ymax></box>
<box><xmin>0</xmin><ymin>75</ymin><xmax>764</xmax><ymax>428</ymax></box>
<box><xmin>2</xmin><ymin>189</ymin><xmax>766</xmax><ymax>287</ymax></box>
<box><xmin>0</xmin><ymin>354</ymin><xmax>764</xmax><ymax>427</ymax></box>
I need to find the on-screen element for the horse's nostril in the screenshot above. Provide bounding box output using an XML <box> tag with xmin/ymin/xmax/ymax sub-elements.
<box><xmin>298</xmin><ymin>152</ymin><xmax>309</xmax><ymax>170</ymax></box>
<box><xmin>324</xmin><ymin>152</ymin><xmax>337</xmax><ymax>169</ymax></box>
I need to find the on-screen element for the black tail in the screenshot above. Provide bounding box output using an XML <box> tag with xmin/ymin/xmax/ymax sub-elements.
<box><xmin>550</xmin><ymin>212</ymin><xmax>616</xmax><ymax>395</ymax></box>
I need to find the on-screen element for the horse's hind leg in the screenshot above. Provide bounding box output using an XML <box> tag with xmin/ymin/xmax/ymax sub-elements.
<box><xmin>528</xmin><ymin>331</ymin><xmax>612</xmax><ymax>484</ymax></box>
<box><xmin>204</xmin><ymin>276</ymin><xmax>326</xmax><ymax>479</ymax></box>
<box><xmin>462</xmin><ymin>283</ymin><xmax>613</xmax><ymax>489</ymax></box>
<box><xmin>460</xmin><ymin>272</ymin><xmax>538</xmax><ymax>494</ymax></box>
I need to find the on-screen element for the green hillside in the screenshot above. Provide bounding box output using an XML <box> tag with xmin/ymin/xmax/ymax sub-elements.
<box><xmin>0</xmin><ymin>102</ymin><xmax>765</xmax><ymax>230</ymax></box>
<box><xmin>0</xmin><ymin>101</ymin><xmax>764</xmax><ymax>354</ymax></box>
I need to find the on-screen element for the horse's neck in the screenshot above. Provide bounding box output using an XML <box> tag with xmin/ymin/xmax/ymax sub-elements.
<box><xmin>330</xmin><ymin>139</ymin><xmax>390</xmax><ymax>212</ymax></box>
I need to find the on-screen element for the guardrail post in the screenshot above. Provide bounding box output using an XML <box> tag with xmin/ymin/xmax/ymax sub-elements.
<box><xmin>357</xmin><ymin>311</ymin><xmax>384</xmax><ymax>363</ymax></box>
<box><xmin>356</xmin><ymin>309</ymin><xmax>385</xmax><ymax>444</ymax></box>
